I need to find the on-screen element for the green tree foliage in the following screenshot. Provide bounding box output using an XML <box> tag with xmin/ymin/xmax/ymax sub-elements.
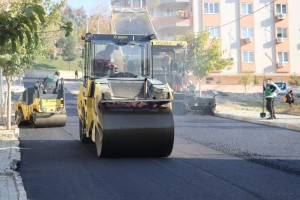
<box><xmin>0</xmin><ymin>3</ymin><xmax>45</xmax><ymax>51</ymax></box>
<box><xmin>0</xmin><ymin>0</ymin><xmax>72</xmax><ymax>129</ymax></box>
<box><xmin>60</xmin><ymin>5</ymin><xmax>87</xmax><ymax>48</ymax></box>
<box><xmin>178</xmin><ymin>31</ymin><xmax>233</xmax><ymax>96</ymax></box>
<box><xmin>56</xmin><ymin>32</ymin><xmax>77</xmax><ymax>69</ymax></box>
<box><xmin>289</xmin><ymin>74</ymin><xmax>300</xmax><ymax>86</ymax></box>
<box><xmin>240</xmin><ymin>73</ymin><xmax>254</xmax><ymax>93</ymax></box>
<box><xmin>253</xmin><ymin>75</ymin><xmax>259</xmax><ymax>85</ymax></box>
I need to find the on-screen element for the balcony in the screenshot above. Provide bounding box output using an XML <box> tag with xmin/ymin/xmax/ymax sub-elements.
<box><xmin>151</xmin><ymin>16</ymin><xmax>191</xmax><ymax>30</ymax></box>
<box><xmin>147</xmin><ymin>0</ymin><xmax>191</xmax><ymax>7</ymax></box>
<box><xmin>151</xmin><ymin>10</ymin><xmax>192</xmax><ymax>30</ymax></box>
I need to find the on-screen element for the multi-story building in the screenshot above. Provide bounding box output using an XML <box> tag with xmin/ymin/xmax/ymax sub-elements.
<box><xmin>194</xmin><ymin>0</ymin><xmax>300</xmax><ymax>84</ymax></box>
<box><xmin>147</xmin><ymin>1</ymin><xmax>192</xmax><ymax>40</ymax></box>
<box><xmin>111</xmin><ymin>0</ymin><xmax>146</xmax><ymax>7</ymax></box>
<box><xmin>113</xmin><ymin>0</ymin><xmax>300</xmax><ymax>85</ymax></box>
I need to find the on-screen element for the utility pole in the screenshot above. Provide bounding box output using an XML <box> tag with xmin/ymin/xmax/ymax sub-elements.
<box><xmin>86</xmin><ymin>18</ymin><xmax>89</xmax><ymax>33</ymax></box>
<box><xmin>0</xmin><ymin>68</ymin><xmax>3</xmax><ymax>123</ymax></box>
<box><xmin>97</xmin><ymin>15</ymin><xmax>100</xmax><ymax>33</ymax></box>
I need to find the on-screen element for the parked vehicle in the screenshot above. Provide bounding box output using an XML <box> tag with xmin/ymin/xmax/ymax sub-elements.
<box><xmin>274</xmin><ymin>81</ymin><xmax>289</xmax><ymax>95</ymax></box>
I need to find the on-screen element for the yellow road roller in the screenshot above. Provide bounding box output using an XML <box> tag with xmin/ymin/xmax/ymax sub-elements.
<box><xmin>77</xmin><ymin>33</ymin><xmax>174</xmax><ymax>157</ymax></box>
<box><xmin>14</xmin><ymin>76</ymin><xmax>66</xmax><ymax>127</ymax></box>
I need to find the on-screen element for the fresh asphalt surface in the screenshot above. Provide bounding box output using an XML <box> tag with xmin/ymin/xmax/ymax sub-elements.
<box><xmin>18</xmin><ymin>79</ymin><xmax>300</xmax><ymax>200</ymax></box>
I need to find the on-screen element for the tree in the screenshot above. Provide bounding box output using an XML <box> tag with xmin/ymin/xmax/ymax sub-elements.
<box><xmin>0</xmin><ymin>0</ymin><xmax>72</xmax><ymax>129</ymax></box>
<box><xmin>78</xmin><ymin>60</ymin><xmax>83</xmax><ymax>75</ymax></box>
<box><xmin>240</xmin><ymin>73</ymin><xmax>253</xmax><ymax>93</ymax></box>
<box><xmin>289</xmin><ymin>73</ymin><xmax>300</xmax><ymax>86</ymax></box>
<box><xmin>57</xmin><ymin>32</ymin><xmax>77</xmax><ymax>70</ymax></box>
<box><xmin>178</xmin><ymin>31</ymin><xmax>233</xmax><ymax>96</ymax></box>
<box><xmin>62</xmin><ymin>34</ymin><xmax>77</xmax><ymax>70</ymax></box>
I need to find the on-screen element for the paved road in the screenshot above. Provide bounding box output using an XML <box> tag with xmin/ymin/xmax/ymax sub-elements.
<box><xmin>17</xmin><ymin>80</ymin><xmax>300</xmax><ymax>200</ymax></box>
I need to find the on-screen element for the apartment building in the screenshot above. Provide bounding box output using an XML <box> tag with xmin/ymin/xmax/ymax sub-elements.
<box><xmin>147</xmin><ymin>1</ymin><xmax>192</xmax><ymax>40</ymax></box>
<box><xmin>114</xmin><ymin>0</ymin><xmax>300</xmax><ymax>84</ymax></box>
<box><xmin>111</xmin><ymin>0</ymin><xmax>146</xmax><ymax>7</ymax></box>
<box><xmin>148</xmin><ymin>0</ymin><xmax>300</xmax><ymax>84</ymax></box>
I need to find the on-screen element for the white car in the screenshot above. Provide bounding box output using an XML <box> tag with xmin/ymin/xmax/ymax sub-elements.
<box><xmin>274</xmin><ymin>82</ymin><xmax>289</xmax><ymax>95</ymax></box>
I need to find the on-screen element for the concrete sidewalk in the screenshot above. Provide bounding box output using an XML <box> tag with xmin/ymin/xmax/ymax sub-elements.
<box><xmin>0</xmin><ymin>127</ymin><xmax>26</xmax><ymax>200</ymax></box>
<box><xmin>0</xmin><ymin>79</ymin><xmax>299</xmax><ymax>200</ymax></box>
<box><xmin>215</xmin><ymin>105</ymin><xmax>300</xmax><ymax>132</ymax></box>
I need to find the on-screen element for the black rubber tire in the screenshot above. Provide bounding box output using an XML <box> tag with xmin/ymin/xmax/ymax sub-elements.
<box><xmin>79</xmin><ymin>118</ymin><xmax>91</xmax><ymax>143</ymax></box>
<box><xmin>15</xmin><ymin>111</ymin><xmax>21</xmax><ymax>126</ymax></box>
<box><xmin>15</xmin><ymin>108</ymin><xmax>29</xmax><ymax>126</ymax></box>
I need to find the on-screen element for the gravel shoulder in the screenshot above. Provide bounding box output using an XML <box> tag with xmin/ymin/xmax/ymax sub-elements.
<box><xmin>215</xmin><ymin>92</ymin><xmax>300</xmax><ymax>116</ymax></box>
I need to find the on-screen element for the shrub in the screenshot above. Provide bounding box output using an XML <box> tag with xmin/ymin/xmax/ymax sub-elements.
<box><xmin>289</xmin><ymin>74</ymin><xmax>300</xmax><ymax>86</ymax></box>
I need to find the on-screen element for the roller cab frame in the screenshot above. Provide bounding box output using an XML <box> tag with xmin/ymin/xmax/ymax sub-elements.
<box><xmin>77</xmin><ymin>33</ymin><xmax>174</xmax><ymax>157</ymax></box>
<box><xmin>14</xmin><ymin>77</ymin><xmax>66</xmax><ymax>127</ymax></box>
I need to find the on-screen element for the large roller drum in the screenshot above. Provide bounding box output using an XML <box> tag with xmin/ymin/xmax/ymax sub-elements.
<box><xmin>33</xmin><ymin>112</ymin><xmax>67</xmax><ymax>128</ymax></box>
<box><xmin>97</xmin><ymin>107</ymin><xmax>174</xmax><ymax>157</ymax></box>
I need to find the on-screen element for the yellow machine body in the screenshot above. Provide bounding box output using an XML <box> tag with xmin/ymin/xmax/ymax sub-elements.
<box><xmin>14</xmin><ymin>78</ymin><xmax>66</xmax><ymax>127</ymax></box>
<box><xmin>77</xmin><ymin>33</ymin><xmax>174</xmax><ymax>157</ymax></box>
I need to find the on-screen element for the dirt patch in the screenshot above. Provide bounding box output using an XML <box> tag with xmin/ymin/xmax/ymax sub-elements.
<box><xmin>215</xmin><ymin>92</ymin><xmax>300</xmax><ymax>115</ymax></box>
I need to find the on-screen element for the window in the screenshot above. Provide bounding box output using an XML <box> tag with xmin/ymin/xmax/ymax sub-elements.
<box><xmin>166</xmin><ymin>9</ymin><xmax>173</xmax><ymax>16</ymax></box>
<box><xmin>277</xmin><ymin>28</ymin><xmax>288</xmax><ymax>38</ymax></box>
<box><xmin>277</xmin><ymin>52</ymin><xmax>288</xmax><ymax>63</ymax></box>
<box><xmin>242</xmin><ymin>51</ymin><xmax>254</xmax><ymax>63</ymax></box>
<box><xmin>206</xmin><ymin>27</ymin><xmax>220</xmax><ymax>38</ymax></box>
<box><xmin>241</xmin><ymin>3</ymin><xmax>252</xmax><ymax>15</ymax></box>
<box><xmin>204</xmin><ymin>2</ymin><xmax>219</xmax><ymax>14</ymax></box>
<box><xmin>241</xmin><ymin>27</ymin><xmax>253</xmax><ymax>39</ymax></box>
<box><xmin>129</xmin><ymin>0</ymin><xmax>145</xmax><ymax>7</ymax></box>
<box><xmin>276</xmin><ymin>4</ymin><xmax>287</xmax><ymax>14</ymax></box>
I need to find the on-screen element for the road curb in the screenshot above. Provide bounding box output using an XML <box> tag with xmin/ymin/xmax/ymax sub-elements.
<box><xmin>0</xmin><ymin>127</ymin><xmax>27</xmax><ymax>200</ymax></box>
<box><xmin>215</xmin><ymin>113</ymin><xmax>300</xmax><ymax>132</ymax></box>
<box><xmin>11</xmin><ymin>128</ymin><xmax>27</xmax><ymax>200</ymax></box>
<box><xmin>13</xmin><ymin>171</ymin><xmax>27</xmax><ymax>200</ymax></box>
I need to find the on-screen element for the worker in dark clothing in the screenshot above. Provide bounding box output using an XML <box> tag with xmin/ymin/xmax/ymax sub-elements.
<box><xmin>285</xmin><ymin>90</ymin><xmax>294</xmax><ymax>106</ymax></box>
<box><xmin>263</xmin><ymin>78</ymin><xmax>279</xmax><ymax>119</ymax></box>
<box><xmin>94</xmin><ymin>44</ymin><xmax>116</xmax><ymax>77</ymax></box>
<box><xmin>75</xmin><ymin>70</ymin><xmax>78</xmax><ymax>79</ymax></box>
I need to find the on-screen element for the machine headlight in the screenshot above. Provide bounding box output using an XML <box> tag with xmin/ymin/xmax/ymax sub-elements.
<box><xmin>160</xmin><ymin>91</ymin><xmax>168</xmax><ymax>99</ymax></box>
<box><xmin>102</xmin><ymin>92</ymin><xmax>111</xmax><ymax>100</ymax></box>
<box><xmin>42</xmin><ymin>107</ymin><xmax>47</xmax><ymax>112</ymax></box>
<box><xmin>152</xmin><ymin>86</ymin><xmax>169</xmax><ymax>99</ymax></box>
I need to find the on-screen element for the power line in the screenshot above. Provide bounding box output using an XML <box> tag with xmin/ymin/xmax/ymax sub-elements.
<box><xmin>217</xmin><ymin>0</ymin><xmax>277</xmax><ymax>28</ymax></box>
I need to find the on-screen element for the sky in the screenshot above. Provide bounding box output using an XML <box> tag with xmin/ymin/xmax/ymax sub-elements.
<box><xmin>54</xmin><ymin>0</ymin><xmax>111</xmax><ymax>16</ymax></box>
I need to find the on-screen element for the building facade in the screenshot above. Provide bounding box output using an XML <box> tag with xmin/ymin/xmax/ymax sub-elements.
<box><xmin>198</xmin><ymin>0</ymin><xmax>300</xmax><ymax>84</ymax></box>
<box><xmin>113</xmin><ymin>0</ymin><xmax>300</xmax><ymax>84</ymax></box>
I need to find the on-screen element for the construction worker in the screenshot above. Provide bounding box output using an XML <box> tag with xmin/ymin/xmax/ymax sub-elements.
<box><xmin>95</xmin><ymin>44</ymin><xmax>116</xmax><ymax>76</ymax></box>
<box><xmin>285</xmin><ymin>90</ymin><xmax>294</xmax><ymax>106</ymax></box>
<box><xmin>263</xmin><ymin>78</ymin><xmax>279</xmax><ymax>119</ymax></box>
<box><xmin>189</xmin><ymin>81</ymin><xmax>196</xmax><ymax>93</ymax></box>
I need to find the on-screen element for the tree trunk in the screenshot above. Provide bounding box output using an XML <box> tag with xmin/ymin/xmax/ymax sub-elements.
<box><xmin>5</xmin><ymin>76</ymin><xmax>11</xmax><ymax>130</ymax></box>
<box><xmin>198</xmin><ymin>78</ymin><xmax>202</xmax><ymax>97</ymax></box>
